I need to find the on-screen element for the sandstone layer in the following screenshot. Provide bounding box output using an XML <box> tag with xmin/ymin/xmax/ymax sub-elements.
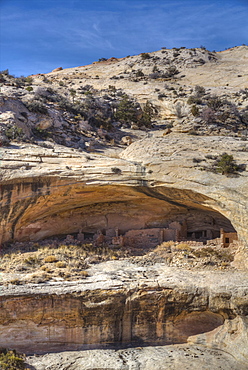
<box><xmin>1</xmin><ymin>261</ymin><xmax>248</xmax><ymax>369</ymax></box>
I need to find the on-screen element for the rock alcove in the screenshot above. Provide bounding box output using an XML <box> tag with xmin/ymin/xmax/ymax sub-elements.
<box><xmin>0</xmin><ymin>179</ymin><xmax>236</xmax><ymax>245</ymax></box>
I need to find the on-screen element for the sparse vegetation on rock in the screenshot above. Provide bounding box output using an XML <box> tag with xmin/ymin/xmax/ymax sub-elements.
<box><xmin>213</xmin><ymin>153</ymin><xmax>240</xmax><ymax>175</ymax></box>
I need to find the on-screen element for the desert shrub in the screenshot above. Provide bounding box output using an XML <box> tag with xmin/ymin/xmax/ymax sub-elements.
<box><xmin>213</xmin><ymin>153</ymin><xmax>239</xmax><ymax>175</ymax></box>
<box><xmin>158</xmin><ymin>93</ymin><xmax>167</xmax><ymax>100</ymax></box>
<box><xmin>80</xmin><ymin>270</ymin><xmax>89</xmax><ymax>277</ymax></box>
<box><xmin>34</xmin><ymin>87</ymin><xmax>62</xmax><ymax>103</ymax></box>
<box><xmin>25</xmin><ymin>86</ymin><xmax>33</xmax><ymax>92</ymax></box>
<box><xmin>42</xmin><ymin>76</ymin><xmax>52</xmax><ymax>84</ymax></box>
<box><xmin>98</xmin><ymin>57</ymin><xmax>107</xmax><ymax>62</ymax></box>
<box><xmin>217</xmin><ymin>110</ymin><xmax>231</xmax><ymax>123</ymax></box>
<box><xmin>192</xmin><ymin>247</ymin><xmax>233</xmax><ymax>262</ymax></box>
<box><xmin>240</xmin><ymin>110</ymin><xmax>248</xmax><ymax>124</ymax></box>
<box><xmin>135</xmin><ymin>70</ymin><xmax>144</xmax><ymax>77</ymax></box>
<box><xmin>25</xmin><ymin>99</ymin><xmax>48</xmax><ymax>114</ymax></box>
<box><xmin>23</xmin><ymin>255</ymin><xmax>40</xmax><ymax>266</ymax></box>
<box><xmin>69</xmin><ymin>88</ymin><xmax>76</xmax><ymax>102</ymax></box>
<box><xmin>108</xmin><ymin>85</ymin><xmax>116</xmax><ymax>92</ymax></box>
<box><xmin>32</xmin><ymin>126</ymin><xmax>51</xmax><ymax>139</ymax></box>
<box><xmin>5</xmin><ymin>126</ymin><xmax>23</xmax><ymax>141</ymax></box>
<box><xmin>0</xmin><ymin>348</ymin><xmax>26</xmax><ymax>370</ymax></box>
<box><xmin>115</xmin><ymin>95</ymin><xmax>137</xmax><ymax>123</ymax></box>
<box><xmin>56</xmin><ymin>261</ymin><xmax>67</xmax><ymax>268</ymax></box>
<box><xmin>206</xmin><ymin>96</ymin><xmax>223</xmax><ymax>111</ymax></box>
<box><xmin>14</xmin><ymin>77</ymin><xmax>27</xmax><ymax>87</ymax></box>
<box><xmin>44</xmin><ymin>255</ymin><xmax>58</xmax><ymax>263</ymax></box>
<box><xmin>193</xmin><ymin>158</ymin><xmax>204</xmax><ymax>163</ymax></box>
<box><xmin>25</xmin><ymin>76</ymin><xmax>33</xmax><ymax>84</ymax></box>
<box><xmin>28</xmin><ymin>272</ymin><xmax>50</xmax><ymax>283</ymax></box>
<box><xmin>187</xmin><ymin>95</ymin><xmax>202</xmax><ymax>105</ymax></box>
<box><xmin>154</xmin><ymin>241</ymin><xmax>175</xmax><ymax>252</ymax></box>
<box><xmin>111</xmin><ymin>167</ymin><xmax>122</xmax><ymax>174</ymax></box>
<box><xmin>201</xmin><ymin>107</ymin><xmax>216</xmax><ymax>124</ymax></box>
<box><xmin>191</xmin><ymin>105</ymin><xmax>199</xmax><ymax>116</ymax></box>
<box><xmin>141</xmin><ymin>53</ymin><xmax>150</xmax><ymax>60</ymax></box>
<box><xmin>174</xmin><ymin>243</ymin><xmax>192</xmax><ymax>252</ymax></box>
<box><xmin>58</xmin><ymin>97</ymin><xmax>85</xmax><ymax>116</ymax></box>
<box><xmin>164</xmin><ymin>65</ymin><xmax>179</xmax><ymax>77</ymax></box>
<box><xmin>195</xmin><ymin>85</ymin><xmax>205</xmax><ymax>96</ymax></box>
<box><xmin>139</xmin><ymin>100</ymin><xmax>155</xmax><ymax>127</ymax></box>
<box><xmin>0</xmin><ymin>69</ymin><xmax>9</xmax><ymax>76</ymax></box>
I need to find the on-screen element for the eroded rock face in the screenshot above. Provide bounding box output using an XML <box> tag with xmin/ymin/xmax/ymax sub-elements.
<box><xmin>0</xmin><ymin>261</ymin><xmax>247</xmax><ymax>367</ymax></box>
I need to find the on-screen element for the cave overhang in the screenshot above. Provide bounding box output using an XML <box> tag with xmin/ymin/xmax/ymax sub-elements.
<box><xmin>0</xmin><ymin>179</ymin><xmax>238</xmax><ymax>245</ymax></box>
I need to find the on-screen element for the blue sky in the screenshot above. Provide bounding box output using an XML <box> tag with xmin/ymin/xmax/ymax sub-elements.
<box><xmin>0</xmin><ymin>0</ymin><xmax>247</xmax><ymax>76</ymax></box>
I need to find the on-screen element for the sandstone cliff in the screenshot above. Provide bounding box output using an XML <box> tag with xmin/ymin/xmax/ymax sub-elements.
<box><xmin>0</xmin><ymin>261</ymin><xmax>247</xmax><ymax>369</ymax></box>
<box><xmin>0</xmin><ymin>46</ymin><xmax>248</xmax><ymax>369</ymax></box>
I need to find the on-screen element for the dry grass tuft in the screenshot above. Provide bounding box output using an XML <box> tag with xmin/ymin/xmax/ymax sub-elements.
<box><xmin>0</xmin><ymin>240</ymin><xmax>128</xmax><ymax>283</ymax></box>
<box><xmin>80</xmin><ymin>270</ymin><xmax>89</xmax><ymax>277</ymax></box>
<box><xmin>56</xmin><ymin>261</ymin><xmax>67</xmax><ymax>268</ymax></box>
<box><xmin>44</xmin><ymin>255</ymin><xmax>58</xmax><ymax>263</ymax></box>
<box><xmin>142</xmin><ymin>241</ymin><xmax>236</xmax><ymax>270</ymax></box>
<box><xmin>173</xmin><ymin>243</ymin><xmax>193</xmax><ymax>252</ymax></box>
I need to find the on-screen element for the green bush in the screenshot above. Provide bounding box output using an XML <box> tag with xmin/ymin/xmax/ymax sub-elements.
<box><xmin>115</xmin><ymin>95</ymin><xmax>137</xmax><ymax>123</ymax></box>
<box><xmin>25</xmin><ymin>99</ymin><xmax>48</xmax><ymax>114</ymax></box>
<box><xmin>25</xmin><ymin>76</ymin><xmax>33</xmax><ymax>84</ymax></box>
<box><xmin>0</xmin><ymin>348</ymin><xmax>26</xmax><ymax>370</ymax></box>
<box><xmin>139</xmin><ymin>100</ymin><xmax>155</xmax><ymax>127</ymax></box>
<box><xmin>5</xmin><ymin>126</ymin><xmax>23</xmax><ymax>141</ymax></box>
<box><xmin>141</xmin><ymin>53</ymin><xmax>150</xmax><ymax>60</ymax></box>
<box><xmin>213</xmin><ymin>153</ymin><xmax>239</xmax><ymax>175</ymax></box>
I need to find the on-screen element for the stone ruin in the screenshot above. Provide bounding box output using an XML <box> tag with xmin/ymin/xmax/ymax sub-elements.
<box><xmin>67</xmin><ymin>220</ymin><xmax>238</xmax><ymax>249</ymax></box>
